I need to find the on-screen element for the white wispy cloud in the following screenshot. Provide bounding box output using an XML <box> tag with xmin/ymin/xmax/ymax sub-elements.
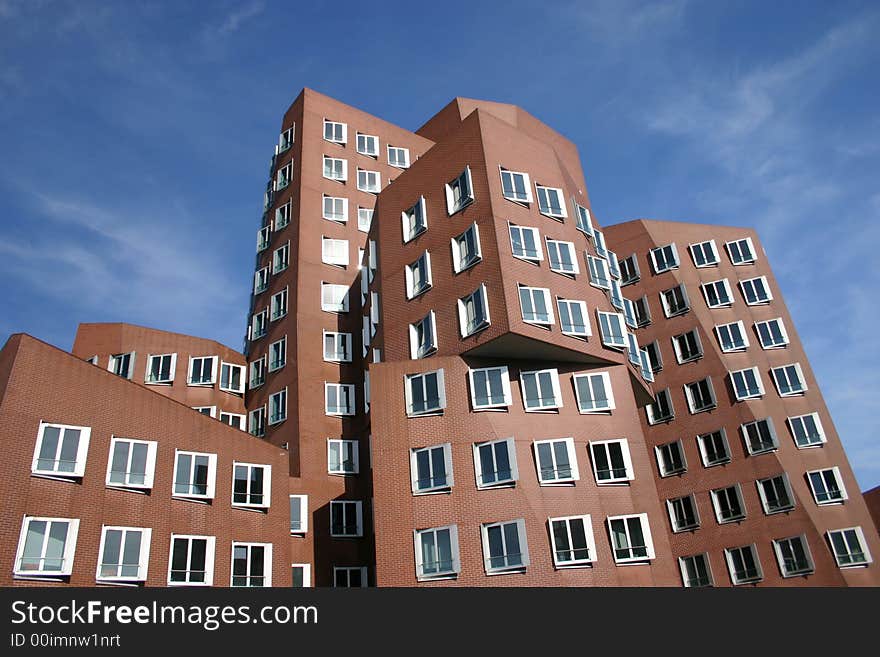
<box><xmin>206</xmin><ymin>0</ymin><xmax>265</xmax><ymax>38</ymax></box>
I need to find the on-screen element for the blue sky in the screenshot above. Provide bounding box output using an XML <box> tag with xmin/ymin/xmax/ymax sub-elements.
<box><xmin>1</xmin><ymin>0</ymin><xmax>878</xmax><ymax>489</ymax></box>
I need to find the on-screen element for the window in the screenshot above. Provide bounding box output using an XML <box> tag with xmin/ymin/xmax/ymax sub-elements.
<box><xmin>172</xmin><ymin>451</ymin><xmax>217</xmax><ymax>500</ymax></box>
<box><xmin>684</xmin><ymin>377</ymin><xmax>716</xmax><ymax>413</ymax></box>
<box><xmin>358</xmin><ymin>207</ymin><xmax>373</xmax><ymax>232</ymax></box>
<box><xmin>31</xmin><ymin>422</ymin><xmax>91</xmax><ymax>479</ymax></box>
<box><xmin>249</xmin><ymin>357</ymin><xmax>266</xmax><ymax>389</ymax></box>
<box><xmin>322</xmin><ymin>195</ymin><xmax>348</xmax><ymax>223</ymax></box>
<box><xmin>254</xmin><ymin>267</ymin><xmax>269</xmax><ymax>295</ymax></box>
<box><xmin>321</xmin><ymin>237</ymin><xmax>349</xmax><ymax>267</ymax></box>
<box><xmin>557</xmin><ymin>299</ymin><xmax>590</xmax><ymax>337</ymax></box>
<box><xmin>14</xmin><ymin>516</ymin><xmax>79</xmax><ymax>578</ymax></box>
<box><xmin>325</xmin><ymin>383</ymin><xmax>355</xmax><ymax>416</ymax></box>
<box><xmin>388</xmin><ymin>145</ymin><xmax>409</xmax><ymax>168</ymax></box>
<box><xmin>275</xmin><ymin>201</ymin><xmax>290</xmax><ymax>230</ymax></box>
<box><xmin>697</xmin><ymin>429</ymin><xmax>731</xmax><ymax>467</ymax></box>
<box><xmin>328</xmin><ymin>439</ymin><xmax>359</xmax><ymax>475</ymax></box>
<box><xmin>689</xmin><ymin>240</ymin><xmax>719</xmax><ymax>267</ymax></box>
<box><xmin>650</xmin><ymin>243</ymin><xmax>679</xmax><ymax>273</ymax></box>
<box><xmin>409</xmin><ymin>311</ymin><xmax>438</xmax><ymax>360</ymax></box>
<box><xmin>291</xmin><ymin>564</ymin><xmax>311</xmax><ymax>587</ymax></box>
<box><xmin>108</xmin><ymin>352</ymin><xmax>135</xmax><ymax>379</ymax></box>
<box><xmin>248</xmin><ymin>407</ymin><xmax>266</xmax><ymax>438</ymax></box>
<box><xmin>289</xmin><ymin>495</ymin><xmax>308</xmax><ymax>533</ymax></box>
<box><xmin>231</xmin><ymin>543</ymin><xmax>271</xmax><ymax>587</ymax></box>
<box><xmin>219</xmin><ymin>412</ymin><xmax>245</xmax><ymax>430</ymax></box>
<box><xmin>607</xmin><ymin>514</ymin><xmax>655</xmax><ymax>563</ymax></box>
<box><xmin>549</xmin><ymin>515</ymin><xmax>597</xmax><ymax>568</ymax></box>
<box><xmin>500</xmin><ymin>168</ymin><xmax>532</xmax><ymax>203</ymax></box>
<box><xmin>106</xmin><ymin>437</ymin><xmax>157</xmax><ymax>490</ymax></box>
<box><xmin>639</xmin><ymin>349</ymin><xmax>655</xmax><ymax>383</ymax></box>
<box><xmin>702</xmin><ymin>278</ymin><xmax>733</xmax><ymax>308</ymax></box>
<box><xmin>741</xmin><ymin>418</ymin><xmax>778</xmax><ymax>455</ymax></box>
<box><xmin>725</xmin><ymin>545</ymin><xmax>762</xmax><ymax>585</ymax></box>
<box><xmin>668</xmin><ymin>495</ymin><xmax>700</xmax><ymax>532</ymax></box>
<box><xmin>145</xmin><ymin>353</ymin><xmax>176</xmax><ymax>384</ymax></box>
<box><xmin>572</xmin><ymin>372</ymin><xmax>614</xmax><ymax>413</ymax></box>
<box><xmin>679</xmin><ymin>554</ymin><xmax>713</xmax><ymax>587</ymax></box>
<box><xmin>711</xmin><ymin>484</ymin><xmax>746</xmax><ymax>523</ymax></box>
<box><xmin>771</xmin><ymin>363</ymin><xmax>807</xmax><ymax>396</ymax></box>
<box><xmin>323</xmin><ymin>119</ymin><xmax>347</xmax><ymax>144</ymax></box>
<box><xmin>322</xmin><ymin>155</ymin><xmax>347</xmax><ymax>181</ymax></box>
<box><xmin>356</xmin><ymin>168</ymin><xmax>381</xmax><ymax>193</ymax></box>
<box><xmin>756</xmin><ymin>318</ymin><xmax>789</xmax><ymax>349</ymax></box>
<box><xmin>715</xmin><ymin>320</ymin><xmax>749</xmax><ymax>352</ymax></box>
<box><xmin>269</xmin><ymin>289</ymin><xmax>289</xmax><ymax>322</ymax></box>
<box><xmin>589</xmin><ymin>439</ymin><xmax>633</xmax><ymax>484</ymax></box>
<box><xmin>230</xmin><ymin>462</ymin><xmax>271</xmax><ymax>510</ymax></box>
<box><xmin>808</xmin><ymin>467</ymin><xmax>848</xmax><ymax>505</ymax></box>
<box><xmin>533</xmin><ymin>438</ymin><xmax>579</xmax><ymax>484</ymax></box>
<box><xmin>481</xmin><ymin>519</ymin><xmax>529</xmax><ymax>574</ymax></box>
<box><xmin>593</xmin><ymin>229</ymin><xmax>608</xmax><ymax>258</ymax></box>
<box><xmin>451</xmin><ymin>223</ymin><xmax>482</xmax><ymax>272</ymax></box>
<box><xmin>473</xmin><ymin>438</ymin><xmax>518</xmax><ymax>488</ymax></box>
<box><xmin>730</xmin><ymin>366</ymin><xmax>764</xmax><ymax>400</ymax></box>
<box><xmin>535</xmin><ymin>184</ymin><xmax>566</xmax><ymax>219</ymax></box>
<box><xmin>622</xmin><ymin>298</ymin><xmax>638</xmax><ymax>329</ymax></box>
<box><xmin>633</xmin><ymin>296</ymin><xmax>651</xmax><ymax>327</ymax></box>
<box><xmin>672</xmin><ymin>329</ymin><xmax>703</xmax><ymax>363</ymax></box>
<box><xmin>275</xmin><ymin>161</ymin><xmax>292</xmax><ymax>190</ymax></box>
<box><xmin>508</xmin><ymin>223</ymin><xmax>542</xmax><ymax>261</ymax></box>
<box><xmin>457</xmin><ymin>284</ymin><xmax>491</xmax><ymax>337</ymax></box>
<box><xmin>828</xmin><ymin>527</ymin><xmax>872</xmax><ymax>567</ymax></box>
<box><xmin>609</xmin><ymin>279</ymin><xmax>625</xmax><ymax>310</ymax></box>
<box><xmin>597</xmin><ymin>311</ymin><xmax>626</xmax><ymax>349</ymax></box>
<box><xmin>646</xmin><ymin>388</ymin><xmax>674</xmax><ymax>424</ymax></box>
<box><xmin>403</xmin><ymin>368</ymin><xmax>447</xmax><ymax>417</ymax></box>
<box><xmin>250</xmin><ymin>309</ymin><xmax>267</xmax><ymax>340</ymax></box>
<box><xmin>268</xmin><ymin>388</ymin><xmax>287</xmax><ymax>424</ymax></box>
<box><xmin>402</xmin><ymin>196</ymin><xmax>427</xmax><ymax>242</ymax></box>
<box><xmin>445</xmin><ymin>166</ymin><xmax>474</xmax><ymax>214</ymax></box>
<box><xmin>321</xmin><ymin>282</ymin><xmax>349</xmax><ymax>312</ymax></box>
<box><xmin>656</xmin><ymin>440</ymin><xmax>687</xmax><ymax>477</ymax></box>
<box><xmin>587</xmin><ymin>255</ymin><xmax>610</xmax><ymax>289</ymax></box>
<box><xmin>411</xmin><ymin>443</ymin><xmax>454</xmax><ymax>494</ymax></box>
<box><xmin>356</xmin><ymin>133</ymin><xmax>378</xmax><ymax>156</ymax></box>
<box><xmin>415</xmin><ymin>525</ymin><xmax>461</xmax><ymax>580</ymax></box>
<box><xmin>193</xmin><ymin>406</ymin><xmax>216</xmax><ymax>418</ymax></box>
<box><xmin>333</xmin><ymin>566</ymin><xmax>368</xmax><ymax>587</ymax></box>
<box><xmin>405</xmin><ymin>251</ymin><xmax>432</xmax><ymax>299</ymax></box>
<box><xmin>518</xmin><ymin>285</ymin><xmax>554</xmax><ymax>326</ymax></box>
<box><xmin>643</xmin><ymin>340</ymin><xmax>662</xmax><ymax>372</ymax></box>
<box><xmin>468</xmin><ymin>366</ymin><xmax>512</xmax><ymax>410</ymax></box>
<box><xmin>660</xmin><ymin>284</ymin><xmax>690</xmax><ymax>317</ymax></box>
<box><xmin>168</xmin><ymin>535</ymin><xmax>215</xmax><ymax>586</ymax></box>
<box><xmin>520</xmin><ymin>368</ymin><xmax>563</xmax><ymax>411</ymax></box>
<box><xmin>97</xmin><ymin>526</ymin><xmax>151</xmax><ymax>583</ymax></box>
<box><xmin>330</xmin><ymin>500</ymin><xmax>363</xmax><ymax>537</ymax></box>
<box><xmin>726</xmin><ymin>237</ymin><xmax>756</xmax><ymax>265</ymax></box>
<box><xmin>757</xmin><ymin>474</ymin><xmax>795</xmax><ymax>514</ymax></box>
<box><xmin>740</xmin><ymin>276</ymin><xmax>772</xmax><ymax>304</ymax></box>
<box><xmin>278</xmin><ymin>125</ymin><xmax>293</xmax><ymax>152</ymax></box>
<box><xmin>618</xmin><ymin>254</ymin><xmax>640</xmax><ymax>286</ymax></box>
<box><xmin>788</xmin><ymin>412</ymin><xmax>826</xmax><ymax>448</ymax></box>
<box><xmin>574</xmin><ymin>203</ymin><xmax>593</xmax><ymax>236</ymax></box>
<box><xmin>773</xmin><ymin>536</ymin><xmax>814</xmax><ymax>577</ymax></box>
<box><xmin>273</xmin><ymin>241</ymin><xmax>290</xmax><ymax>273</ymax></box>
<box><xmin>606</xmin><ymin>250</ymin><xmax>621</xmax><ymax>280</ymax></box>
<box><xmin>323</xmin><ymin>331</ymin><xmax>352</xmax><ymax>362</ymax></box>
<box><xmin>268</xmin><ymin>337</ymin><xmax>286</xmax><ymax>372</ymax></box>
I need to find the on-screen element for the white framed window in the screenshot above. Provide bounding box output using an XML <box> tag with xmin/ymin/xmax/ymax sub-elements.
<box><xmin>325</xmin><ymin>383</ymin><xmax>355</xmax><ymax>416</ymax></box>
<box><xmin>415</xmin><ymin>525</ymin><xmax>461</xmax><ymax>580</ymax></box>
<box><xmin>618</xmin><ymin>254</ymin><xmax>640</xmax><ymax>285</ymax></box>
<box><xmin>330</xmin><ymin>500</ymin><xmax>363</xmax><ymax>537</ymax></box>
<box><xmin>597</xmin><ymin>310</ymin><xmax>626</xmax><ymax>349</ymax></box>
<box><xmin>788</xmin><ymin>412</ymin><xmax>826</xmax><ymax>448</ymax></box>
<box><xmin>193</xmin><ymin>405</ymin><xmax>216</xmax><ymax>418</ymax></box>
<box><xmin>172</xmin><ymin>450</ymin><xmax>217</xmax><ymax>501</ymax></box>
<box><xmin>625</xmin><ymin>331</ymin><xmax>641</xmax><ymax>368</ymax></box>
<box><xmin>609</xmin><ymin>279</ymin><xmax>625</xmax><ymax>310</ymax></box>
<box><xmin>250</xmin><ymin>309</ymin><xmax>268</xmax><ymax>340</ymax></box>
<box><xmin>388</xmin><ymin>145</ymin><xmax>410</xmax><ymax>168</ymax></box>
<box><xmin>31</xmin><ymin>422</ymin><xmax>91</xmax><ymax>479</ymax></box>
<box><xmin>409</xmin><ymin>310</ymin><xmax>438</xmax><ymax>359</ymax></box>
<box><xmin>322</xmin><ymin>237</ymin><xmax>349</xmax><ymax>267</ymax></box>
<box><xmin>275</xmin><ymin>201</ymin><xmax>290</xmax><ymax>230</ymax></box>
<box><xmin>702</xmin><ymin>278</ymin><xmax>734</xmax><ymax>308</ymax></box>
<box><xmin>649</xmin><ymin>243</ymin><xmax>679</xmax><ymax>273</ymax></box>
<box><xmin>726</xmin><ymin>237</ymin><xmax>756</xmax><ymax>265</ymax></box>
<box><xmin>572</xmin><ymin>372</ymin><xmax>614</xmax><ymax>413</ymax></box>
<box><xmin>646</xmin><ymin>388</ymin><xmax>674</xmax><ymax>424</ymax></box>
<box><xmin>451</xmin><ymin>222</ymin><xmax>482</xmax><ymax>272</ymax></box>
<box><xmin>771</xmin><ymin>363</ymin><xmax>807</xmax><ymax>396</ymax></box>
<box><xmin>672</xmin><ymin>329</ymin><xmax>702</xmax><ymax>363</ymax></box>
<box><xmin>535</xmin><ymin>183</ymin><xmax>566</xmax><ymax>219</ymax></box>
<box><xmin>711</xmin><ymin>484</ymin><xmax>746</xmax><ymax>523</ymax></box>
<box><xmin>740</xmin><ymin>275</ymin><xmax>772</xmax><ymax>304</ymax></box>
<box><xmin>291</xmin><ymin>564</ymin><xmax>311</xmax><ymax>587</ymax></box>
<box><xmin>168</xmin><ymin>535</ymin><xmax>215</xmax><ymax>586</ymax></box>
<box><xmin>249</xmin><ymin>356</ymin><xmax>266</xmax><ymax>389</ymax></box>
<box><xmin>593</xmin><ymin>229</ymin><xmax>608</xmax><ymax>258</ymax></box>
<box><xmin>500</xmin><ymin>167</ymin><xmax>532</xmax><ymax>203</ymax></box>
<box><xmin>405</xmin><ymin>251</ymin><xmax>433</xmax><ymax>299</ymax></box>
<box><xmin>481</xmin><ymin>519</ymin><xmax>529</xmax><ymax>574</ymax></box>
<box><xmin>322</xmin><ymin>194</ymin><xmax>348</xmax><ymax>223</ymax></box>
<box><xmin>689</xmin><ymin>240</ymin><xmax>719</xmax><ymax>267</ymax></box>
<box><xmin>697</xmin><ymin>429</ymin><xmax>731</xmax><ymax>467</ymax></box>
<box><xmin>14</xmin><ymin>516</ymin><xmax>79</xmax><ymax>578</ymax></box>
<box><xmin>549</xmin><ymin>515</ymin><xmax>596</xmax><ymax>568</ymax></box>
<box><xmin>323</xmin><ymin>331</ymin><xmax>352</xmax><ymax>362</ymax></box>
<box><xmin>557</xmin><ymin>298</ymin><xmax>590</xmax><ymax>337</ymax></box>
<box><xmin>730</xmin><ymin>366</ymin><xmax>764</xmax><ymax>400</ymax></box>
<box><xmin>468</xmin><ymin>366</ymin><xmax>512</xmax><ymax>410</ymax></box>
<box><xmin>633</xmin><ymin>295</ymin><xmax>651</xmax><ymax>327</ymax></box>
<box><xmin>356</xmin><ymin>133</ymin><xmax>378</xmax><ymax>157</ymax></box>
<box><xmin>684</xmin><ymin>377</ymin><xmax>716</xmax><ymax>413</ymax></box>
<box><xmin>808</xmin><ymin>467</ymin><xmax>848</xmax><ymax>505</ymax></box>
<box><xmin>323</xmin><ymin>118</ymin><xmax>346</xmax><ymax>143</ymax></box>
<box><xmin>273</xmin><ymin>241</ymin><xmax>290</xmax><ymax>273</ymax></box>
<box><xmin>757</xmin><ymin>473</ymin><xmax>795</xmax><ymax>514</ymax></box>
<box><xmin>254</xmin><ymin>267</ymin><xmax>269</xmax><ymax>295</ymax></box>
<box><xmin>278</xmin><ymin>125</ymin><xmax>294</xmax><ymax>152</ymax></box>
<box><xmin>643</xmin><ymin>340</ymin><xmax>662</xmax><ymax>373</ymax></box>
<box><xmin>231</xmin><ymin>542</ymin><xmax>272</xmax><ymax>587</ymax></box>
<box><xmin>106</xmin><ymin>437</ymin><xmax>157</xmax><ymax>490</ymax></box>
<box><xmin>725</xmin><ymin>545</ymin><xmax>763</xmax><ymax>585</ymax></box>
<box><xmin>518</xmin><ymin>285</ymin><xmax>554</xmax><ymax>326</ymax></box>
<box><xmin>270</xmin><ymin>288</ymin><xmax>288</xmax><ymax>321</ymax></box>
<box><xmin>411</xmin><ymin>443</ymin><xmax>454</xmax><ymax>494</ymax></box>
<box><xmin>357</xmin><ymin>168</ymin><xmax>381</xmax><ymax>193</ymax></box>
<box><xmin>248</xmin><ymin>406</ymin><xmax>266</xmax><ymax>438</ymax></box>
<box><xmin>322</xmin><ymin>155</ymin><xmax>347</xmax><ymax>181</ymax></box>
<box><xmin>606</xmin><ymin>250</ymin><xmax>621</xmax><ymax>280</ymax></box>
<box><xmin>268</xmin><ymin>336</ymin><xmax>286</xmax><ymax>372</ymax></box>
<box><xmin>667</xmin><ymin>495</ymin><xmax>700</xmax><ymax>532</ymax></box>
<box><xmin>546</xmin><ymin>238</ymin><xmax>578</xmax><ymax>275</ymax></box>
<box><xmin>679</xmin><ymin>554</ymin><xmax>713</xmax><ymax>588</ymax></box>
<box><xmin>590</xmin><ymin>439</ymin><xmax>634</xmax><ymax>484</ymax></box>
<box><xmin>358</xmin><ymin>207</ymin><xmax>373</xmax><ymax>232</ymax></box>
<box><xmin>655</xmin><ymin>440</ymin><xmax>687</xmax><ymax>477</ymax></box>
<box><xmin>232</xmin><ymin>462</ymin><xmax>271</xmax><ymax>510</ymax></box>
<box><xmin>756</xmin><ymin>318</ymin><xmax>789</xmax><ymax>349</ymax></box>
<box><xmin>520</xmin><ymin>368</ymin><xmax>563</xmax><ymax>411</ymax></box>
<box><xmin>473</xmin><ymin>437</ymin><xmax>518</xmax><ymax>488</ymax></box>
<box><xmin>97</xmin><ymin>526</ymin><xmax>151</xmax><ymax>583</ymax></box>
<box><xmin>457</xmin><ymin>284</ymin><xmax>491</xmax><ymax>337</ymax></box>
<box><xmin>509</xmin><ymin>223</ymin><xmax>542</xmax><ymax>262</ymax></box>
<box><xmin>219</xmin><ymin>412</ymin><xmax>245</xmax><ymax>430</ymax></box>
<box><xmin>773</xmin><ymin>535</ymin><xmax>814</xmax><ymax>577</ymax></box>
<box><xmin>145</xmin><ymin>353</ymin><xmax>177</xmax><ymax>384</ymax></box>
<box><xmin>533</xmin><ymin>437</ymin><xmax>579</xmax><ymax>485</ymax></box>
<box><xmin>275</xmin><ymin>162</ymin><xmax>291</xmax><ymax>191</ymax></box>
<box><xmin>289</xmin><ymin>494</ymin><xmax>308</xmax><ymax>533</ymax></box>
<box><xmin>268</xmin><ymin>388</ymin><xmax>287</xmax><ymax>424</ymax></box>
<box><xmin>321</xmin><ymin>282</ymin><xmax>349</xmax><ymax>312</ymax></box>
<box><xmin>741</xmin><ymin>417</ymin><xmax>778</xmax><ymax>455</ymax></box>
<box><xmin>660</xmin><ymin>284</ymin><xmax>690</xmax><ymax>317</ymax></box>
<box><xmin>402</xmin><ymin>196</ymin><xmax>427</xmax><ymax>242</ymax></box>
<box><xmin>333</xmin><ymin>566</ymin><xmax>368</xmax><ymax>587</ymax></box>
<box><xmin>328</xmin><ymin>439</ymin><xmax>359</xmax><ymax>475</ymax></box>
<box><xmin>405</xmin><ymin>369</ymin><xmax>446</xmax><ymax>416</ymax></box>
<box><xmin>445</xmin><ymin>165</ymin><xmax>474</xmax><ymax>215</ymax></box>
<box><xmin>827</xmin><ymin>527</ymin><xmax>872</xmax><ymax>567</ymax></box>
<box><xmin>108</xmin><ymin>352</ymin><xmax>135</xmax><ymax>379</ymax></box>
<box><xmin>638</xmin><ymin>348</ymin><xmax>655</xmax><ymax>383</ymax></box>
<box><xmin>587</xmin><ymin>255</ymin><xmax>610</xmax><ymax>289</ymax></box>
<box><xmin>715</xmin><ymin>320</ymin><xmax>749</xmax><ymax>352</ymax></box>
<box><xmin>607</xmin><ymin>514</ymin><xmax>655</xmax><ymax>564</ymax></box>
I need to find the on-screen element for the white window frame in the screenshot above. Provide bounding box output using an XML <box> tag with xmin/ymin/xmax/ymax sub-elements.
<box><xmin>409</xmin><ymin>310</ymin><xmax>439</xmax><ymax>359</ymax></box>
<box><xmin>268</xmin><ymin>336</ymin><xmax>287</xmax><ymax>372</ymax></box>
<box><xmin>219</xmin><ymin>412</ymin><xmax>246</xmax><ymax>430</ymax></box>
<box><xmin>697</xmin><ymin>429</ymin><xmax>731</xmax><ymax>467</ymax></box>
<box><xmin>250</xmin><ymin>309</ymin><xmax>268</xmax><ymax>341</ymax></box>
<box><xmin>688</xmin><ymin>239</ymin><xmax>719</xmax><ymax>267</ymax></box>
<box><xmin>771</xmin><ymin>363</ymin><xmax>807</xmax><ymax>397</ymax></box>
<box><xmin>667</xmin><ymin>495</ymin><xmax>701</xmax><ymax>533</ymax></box>
<box><xmin>291</xmin><ymin>563</ymin><xmax>312</xmax><ymax>587</ymax></box>
<box><xmin>278</xmin><ymin>125</ymin><xmax>294</xmax><ymax>153</ymax></box>
<box><xmin>715</xmin><ymin>320</ymin><xmax>749</xmax><ymax>352</ymax></box>
<box><xmin>167</xmin><ymin>534</ymin><xmax>215</xmax><ymax>586</ymax></box>
<box><xmin>787</xmin><ymin>412</ymin><xmax>826</xmax><ymax>448</ymax></box>
<box><xmin>275</xmin><ymin>201</ymin><xmax>291</xmax><ymax>230</ymax></box>
<box><xmin>248</xmin><ymin>406</ymin><xmax>266</xmax><ymax>438</ymax></box>
<box><xmin>546</xmin><ymin>238</ymin><xmax>579</xmax><ymax>276</ymax></box>
<box><xmin>322</xmin><ymin>237</ymin><xmax>349</xmax><ymax>267</ymax></box>
<box><xmin>518</xmin><ymin>285</ymin><xmax>554</xmax><ymax>326</ymax></box>
<box><xmin>726</xmin><ymin>237</ymin><xmax>757</xmax><ymax>265</ymax></box>
<box><xmin>323</xmin><ymin>331</ymin><xmax>352</xmax><ymax>363</ymax></box>
<box><xmin>387</xmin><ymin>145</ymin><xmax>410</xmax><ymax>168</ymax></box>
<box><xmin>445</xmin><ymin>165</ymin><xmax>474</xmax><ymax>215</ymax></box>
<box><xmin>701</xmin><ymin>278</ymin><xmax>734</xmax><ymax>308</ymax></box>
<box><xmin>533</xmin><ymin>437</ymin><xmax>580</xmax><ymax>485</ymax></box>
<box><xmin>414</xmin><ymin>525</ymin><xmax>461</xmax><ymax>581</ymax></box>
<box><xmin>323</xmin><ymin>119</ymin><xmax>347</xmax><ymax>144</ymax></box>
<box><xmin>333</xmin><ymin>566</ymin><xmax>368</xmax><ymax>587</ymax></box>
<box><xmin>481</xmin><ymin>518</ymin><xmax>529</xmax><ymax>574</ymax></box>
<box><xmin>274</xmin><ymin>162</ymin><xmax>291</xmax><ymax>191</ymax></box>
<box><xmin>535</xmin><ymin>183</ymin><xmax>567</xmax><ymax>219</ymax></box>
<box><xmin>649</xmin><ymin>243</ymin><xmax>679</xmax><ymax>273</ymax></box>
<box><xmin>607</xmin><ymin>513</ymin><xmax>655</xmax><ymax>564</ymax></box>
<box><xmin>468</xmin><ymin>366</ymin><xmax>513</xmax><ymax>410</ymax></box>
<box><xmin>508</xmin><ymin>223</ymin><xmax>543</xmax><ymax>262</ymax></box>
<box><xmin>711</xmin><ymin>484</ymin><xmax>746</xmax><ymax>524</ymax></box>
<box><xmin>660</xmin><ymin>284</ymin><xmax>690</xmax><ymax>317</ymax></box>
<box><xmin>172</xmin><ymin>450</ymin><xmax>217</xmax><ymax>501</ymax></box>
<box><xmin>587</xmin><ymin>254</ymin><xmax>611</xmax><ymax>290</ymax></box>
<box><xmin>741</xmin><ymin>417</ymin><xmax>778</xmax><ymax>455</ymax></box>
<box><xmin>356</xmin><ymin>168</ymin><xmax>381</xmax><ymax>193</ymax></box>
<box><xmin>557</xmin><ymin>298</ymin><xmax>591</xmax><ymax>338</ymax></box>
<box><xmin>473</xmin><ymin>437</ymin><xmax>518</xmax><ymax>489</ymax></box>
<box><xmin>328</xmin><ymin>439</ymin><xmax>359</xmax><ymax>475</ymax></box>
<box><xmin>672</xmin><ymin>329</ymin><xmax>703</xmax><ymax>364</ymax></box>
<box><xmin>574</xmin><ymin>202</ymin><xmax>593</xmax><ymax>236</ymax></box>
<box><xmin>31</xmin><ymin>422</ymin><xmax>91</xmax><ymax>479</ymax></box>
<box><xmin>725</xmin><ymin>545</ymin><xmax>763</xmax><ymax>585</ymax></box>
<box><xmin>730</xmin><ymin>366</ymin><xmax>765</xmax><ymax>400</ymax></box>
<box><xmin>321</xmin><ymin>282</ymin><xmax>350</xmax><ymax>313</ymax></box>
<box><xmin>405</xmin><ymin>251</ymin><xmax>433</xmax><ymax>299</ymax></box>
<box><xmin>289</xmin><ymin>494</ymin><xmax>309</xmax><ymax>534</ymax></box>
<box><xmin>655</xmin><ymin>440</ymin><xmax>687</xmax><ymax>477</ymax></box>
<box><xmin>571</xmin><ymin>372</ymin><xmax>615</xmax><ymax>413</ymax></box>
<box><xmin>358</xmin><ymin>207</ymin><xmax>373</xmax><ymax>232</ymax></box>
<box><xmin>548</xmin><ymin>515</ymin><xmax>597</xmax><ymax>569</ymax></box>
<box><xmin>618</xmin><ymin>253</ymin><xmax>640</xmax><ymax>285</ymax></box>
<box><xmin>13</xmin><ymin>516</ymin><xmax>80</xmax><ymax>578</ymax></box>
<box><xmin>410</xmin><ymin>443</ymin><xmax>454</xmax><ymax>494</ymax></box>
<box><xmin>356</xmin><ymin>132</ymin><xmax>378</xmax><ymax>157</ymax></box>
<box><xmin>273</xmin><ymin>241</ymin><xmax>290</xmax><ymax>273</ymax></box>
<box><xmin>756</xmin><ymin>473</ymin><xmax>795</xmax><ymax>515</ymax></box>
<box><xmin>107</xmin><ymin>352</ymin><xmax>135</xmax><ymax>379</ymax></box>
<box><xmin>827</xmin><ymin>527</ymin><xmax>872</xmax><ymax>568</ymax></box>
<box><xmin>253</xmin><ymin>267</ymin><xmax>269</xmax><ymax>295</ymax></box>
<box><xmin>589</xmin><ymin>439</ymin><xmax>634</xmax><ymax>485</ymax></box>
<box><xmin>457</xmin><ymin>284</ymin><xmax>491</xmax><ymax>337</ymax></box>
<box><xmin>230</xmin><ymin>461</ymin><xmax>272</xmax><ymax>510</ymax></box>
<box><xmin>322</xmin><ymin>194</ymin><xmax>348</xmax><ymax>224</ymax></box>
<box><xmin>402</xmin><ymin>196</ymin><xmax>428</xmax><ymax>243</ymax></box>
<box><xmin>679</xmin><ymin>554</ymin><xmax>714</xmax><ymax>588</ymax></box>
<box><xmin>230</xmin><ymin>542</ymin><xmax>272</xmax><ymax>588</ymax></box>
<box><xmin>404</xmin><ymin>369</ymin><xmax>446</xmax><ymax>417</ymax></box>
<box><xmin>322</xmin><ymin>155</ymin><xmax>347</xmax><ymax>182</ymax></box>
<box><xmin>500</xmin><ymin>167</ymin><xmax>532</xmax><ymax>204</ymax></box>
<box><xmin>105</xmin><ymin>436</ymin><xmax>158</xmax><ymax>491</ymax></box>
<box><xmin>773</xmin><ymin>535</ymin><xmax>815</xmax><ymax>577</ymax></box>
<box><xmin>329</xmin><ymin>500</ymin><xmax>364</xmax><ymax>538</ymax></box>
<box><xmin>684</xmin><ymin>377</ymin><xmax>716</xmax><ymax>414</ymax></box>
<box><xmin>145</xmin><ymin>353</ymin><xmax>177</xmax><ymax>384</ymax></box>
<box><xmin>646</xmin><ymin>387</ymin><xmax>675</xmax><ymax>424</ymax></box>
<box><xmin>756</xmin><ymin>318</ymin><xmax>790</xmax><ymax>349</ymax></box>
<box><xmin>325</xmin><ymin>383</ymin><xmax>356</xmax><ymax>416</ymax></box>
<box><xmin>520</xmin><ymin>368</ymin><xmax>563</xmax><ymax>412</ymax></box>
<box><xmin>96</xmin><ymin>525</ymin><xmax>151</xmax><ymax>583</ymax></box>
<box><xmin>807</xmin><ymin>467</ymin><xmax>848</xmax><ymax>505</ymax></box>
<box><xmin>740</xmin><ymin>275</ymin><xmax>773</xmax><ymax>305</ymax></box>
<box><xmin>451</xmin><ymin>222</ymin><xmax>483</xmax><ymax>274</ymax></box>
<box><xmin>597</xmin><ymin>310</ymin><xmax>627</xmax><ymax>349</ymax></box>
<box><xmin>249</xmin><ymin>356</ymin><xmax>266</xmax><ymax>390</ymax></box>
<box><xmin>268</xmin><ymin>388</ymin><xmax>287</xmax><ymax>425</ymax></box>
<box><xmin>593</xmin><ymin>229</ymin><xmax>608</xmax><ymax>258</ymax></box>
